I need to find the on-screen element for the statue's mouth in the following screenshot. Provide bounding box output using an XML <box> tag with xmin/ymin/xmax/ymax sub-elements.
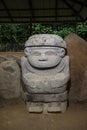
<box><xmin>38</xmin><ymin>59</ymin><xmax>48</xmax><ymax>61</ymax></box>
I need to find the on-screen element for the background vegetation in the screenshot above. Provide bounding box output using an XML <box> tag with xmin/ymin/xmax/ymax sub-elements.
<box><xmin>0</xmin><ymin>22</ymin><xmax>87</xmax><ymax>51</ymax></box>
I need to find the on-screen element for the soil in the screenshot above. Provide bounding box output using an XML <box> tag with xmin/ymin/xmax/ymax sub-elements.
<box><xmin>0</xmin><ymin>98</ymin><xmax>87</xmax><ymax>130</ymax></box>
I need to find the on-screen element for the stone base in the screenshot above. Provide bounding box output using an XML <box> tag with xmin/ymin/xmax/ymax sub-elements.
<box><xmin>26</xmin><ymin>101</ymin><xmax>67</xmax><ymax>113</ymax></box>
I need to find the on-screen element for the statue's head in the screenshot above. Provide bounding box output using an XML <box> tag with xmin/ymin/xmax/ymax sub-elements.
<box><xmin>24</xmin><ymin>34</ymin><xmax>67</xmax><ymax>69</ymax></box>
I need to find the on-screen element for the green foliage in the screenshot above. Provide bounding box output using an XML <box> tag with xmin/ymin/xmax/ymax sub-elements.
<box><xmin>76</xmin><ymin>22</ymin><xmax>87</xmax><ymax>38</ymax></box>
<box><xmin>0</xmin><ymin>22</ymin><xmax>87</xmax><ymax>51</ymax></box>
<box><xmin>32</xmin><ymin>23</ymin><xmax>53</xmax><ymax>34</ymax></box>
<box><xmin>0</xmin><ymin>24</ymin><xmax>29</xmax><ymax>43</ymax></box>
<box><xmin>32</xmin><ymin>23</ymin><xmax>75</xmax><ymax>38</ymax></box>
<box><xmin>52</xmin><ymin>27</ymin><xmax>75</xmax><ymax>38</ymax></box>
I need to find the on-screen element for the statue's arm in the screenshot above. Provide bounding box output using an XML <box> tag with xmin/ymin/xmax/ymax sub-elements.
<box><xmin>21</xmin><ymin>56</ymin><xmax>28</xmax><ymax>75</ymax></box>
<box><xmin>64</xmin><ymin>56</ymin><xmax>70</xmax><ymax>75</ymax></box>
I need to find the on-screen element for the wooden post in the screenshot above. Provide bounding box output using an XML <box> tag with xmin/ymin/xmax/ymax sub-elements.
<box><xmin>30</xmin><ymin>17</ymin><xmax>32</xmax><ymax>36</ymax></box>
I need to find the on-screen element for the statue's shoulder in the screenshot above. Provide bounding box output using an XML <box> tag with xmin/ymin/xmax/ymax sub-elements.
<box><xmin>21</xmin><ymin>56</ymin><xmax>27</xmax><ymax>63</ymax></box>
<box><xmin>21</xmin><ymin>56</ymin><xmax>29</xmax><ymax>74</ymax></box>
<box><xmin>21</xmin><ymin>56</ymin><xmax>27</xmax><ymax>61</ymax></box>
<box><xmin>63</xmin><ymin>56</ymin><xmax>70</xmax><ymax>74</ymax></box>
<box><xmin>21</xmin><ymin>56</ymin><xmax>27</xmax><ymax>67</ymax></box>
<box><xmin>64</xmin><ymin>56</ymin><xmax>69</xmax><ymax>65</ymax></box>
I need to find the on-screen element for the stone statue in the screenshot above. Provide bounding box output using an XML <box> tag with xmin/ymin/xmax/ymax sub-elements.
<box><xmin>21</xmin><ymin>34</ymin><xmax>70</xmax><ymax>113</ymax></box>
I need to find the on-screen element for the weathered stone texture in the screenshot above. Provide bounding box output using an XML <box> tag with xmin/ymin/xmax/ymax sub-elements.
<box><xmin>21</xmin><ymin>34</ymin><xmax>70</xmax><ymax>113</ymax></box>
<box><xmin>65</xmin><ymin>34</ymin><xmax>87</xmax><ymax>102</ymax></box>
<box><xmin>26</xmin><ymin>102</ymin><xmax>67</xmax><ymax>113</ymax></box>
<box><xmin>27</xmin><ymin>91</ymin><xmax>68</xmax><ymax>102</ymax></box>
<box><xmin>0</xmin><ymin>57</ymin><xmax>21</xmax><ymax>99</ymax></box>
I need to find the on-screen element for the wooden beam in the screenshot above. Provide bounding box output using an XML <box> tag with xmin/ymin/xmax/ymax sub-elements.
<box><xmin>70</xmin><ymin>0</ymin><xmax>86</xmax><ymax>15</ymax></box>
<box><xmin>84</xmin><ymin>17</ymin><xmax>87</xmax><ymax>21</ymax></box>
<box><xmin>28</xmin><ymin>0</ymin><xmax>35</xmax><ymax>27</ymax></box>
<box><xmin>28</xmin><ymin>0</ymin><xmax>34</xmax><ymax>18</ymax></box>
<box><xmin>55</xmin><ymin>0</ymin><xmax>59</xmax><ymax>21</ymax></box>
<box><xmin>0</xmin><ymin>8</ymin><xmax>70</xmax><ymax>11</ymax></box>
<box><xmin>71</xmin><ymin>0</ymin><xmax>87</xmax><ymax>7</ymax></box>
<box><xmin>62</xmin><ymin>0</ymin><xmax>84</xmax><ymax>20</ymax></box>
<box><xmin>0</xmin><ymin>15</ymin><xmax>76</xmax><ymax>18</ymax></box>
<box><xmin>78</xmin><ymin>4</ymin><xmax>85</xmax><ymax>14</ymax></box>
<box><xmin>0</xmin><ymin>0</ymin><xmax>14</xmax><ymax>22</ymax></box>
<box><xmin>0</xmin><ymin>20</ymin><xmax>84</xmax><ymax>24</ymax></box>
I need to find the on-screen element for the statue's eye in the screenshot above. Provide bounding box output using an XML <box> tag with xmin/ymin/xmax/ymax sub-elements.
<box><xmin>32</xmin><ymin>51</ymin><xmax>41</xmax><ymax>56</ymax></box>
<box><xmin>45</xmin><ymin>51</ymin><xmax>57</xmax><ymax>56</ymax></box>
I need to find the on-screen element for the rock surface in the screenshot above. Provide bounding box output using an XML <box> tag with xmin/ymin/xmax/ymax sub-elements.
<box><xmin>21</xmin><ymin>34</ymin><xmax>70</xmax><ymax>113</ymax></box>
<box><xmin>26</xmin><ymin>102</ymin><xmax>67</xmax><ymax>113</ymax></box>
<box><xmin>0</xmin><ymin>57</ymin><xmax>21</xmax><ymax>99</ymax></box>
<box><xmin>27</xmin><ymin>91</ymin><xmax>67</xmax><ymax>102</ymax></box>
<box><xmin>65</xmin><ymin>34</ymin><xmax>87</xmax><ymax>102</ymax></box>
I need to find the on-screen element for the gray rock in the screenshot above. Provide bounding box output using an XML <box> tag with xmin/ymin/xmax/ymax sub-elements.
<box><xmin>26</xmin><ymin>102</ymin><xmax>67</xmax><ymax>113</ymax></box>
<box><xmin>0</xmin><ymin>56</ymin><xmax>8</xmax><ymax>63</ymax></box>
<box><xmin>27</xmin><ymin>91</ymin><xmax>67</xmax><ymax>102</ymax></box>
<box><xmin>26</xmin><ymin>102</ymin><xmax>43</xmax><ymax>113</ymax></box>
<box><xmin>0</xmin><ymin>59</ymin><xmax>21</xmax><ymax>99</ymax></box>
<box><xmin>47</xmin><ymin>102</ymin><xmax>67</xmax><ymax>113</ymax></box>
<box><xmin>21</xmin><ymin>34</ymin><xmax>70</xmax><ymax>113</ymax></box>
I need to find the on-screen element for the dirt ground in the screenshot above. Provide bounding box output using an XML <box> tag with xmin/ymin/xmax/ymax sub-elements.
<box><xmin>0</xmin><ymin>99</ymin><xmax>87</xmax><ymax>130</ymax></box>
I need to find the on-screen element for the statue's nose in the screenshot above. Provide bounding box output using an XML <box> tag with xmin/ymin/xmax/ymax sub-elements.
<box><xmin>39</xmin><ymin>54</ymin><xmax>48</xmax><ymax>61</ymax></box>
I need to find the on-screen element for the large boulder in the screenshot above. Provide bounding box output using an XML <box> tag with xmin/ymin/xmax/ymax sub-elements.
<box><xmin>65</xmin><ymin>34</ymin><xmax>87</xmax><ymax>102</ymax></box>
<box><xmin>0</xmin><ymin>57</ymin><xmax>21</xmax><ymax>99</ymax></box>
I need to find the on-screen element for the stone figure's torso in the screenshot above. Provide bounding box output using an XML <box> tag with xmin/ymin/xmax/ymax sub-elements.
<box><xmin>21</xmin><ymin>56</ymin><xmax>70</xmax><ymax>94</ymax></box>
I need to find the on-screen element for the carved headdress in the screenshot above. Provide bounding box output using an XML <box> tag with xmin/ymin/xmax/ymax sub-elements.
<box><xmin>25</xmin><ymin>34</ymin><xmax>66</xmax><ymax>49</ymax></box>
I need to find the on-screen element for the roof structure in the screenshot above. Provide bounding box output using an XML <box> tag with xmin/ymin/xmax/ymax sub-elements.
<box><xmin>0</xmin><ymin>0</ymin><xmax>87</xmax><ymax>23</ymax></box>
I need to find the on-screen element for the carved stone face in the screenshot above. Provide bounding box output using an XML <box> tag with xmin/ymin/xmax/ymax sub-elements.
<box><xmin>24</xmin><ymin>47</ymin><xmax>65</xmax><ymax>69</ymax></box>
